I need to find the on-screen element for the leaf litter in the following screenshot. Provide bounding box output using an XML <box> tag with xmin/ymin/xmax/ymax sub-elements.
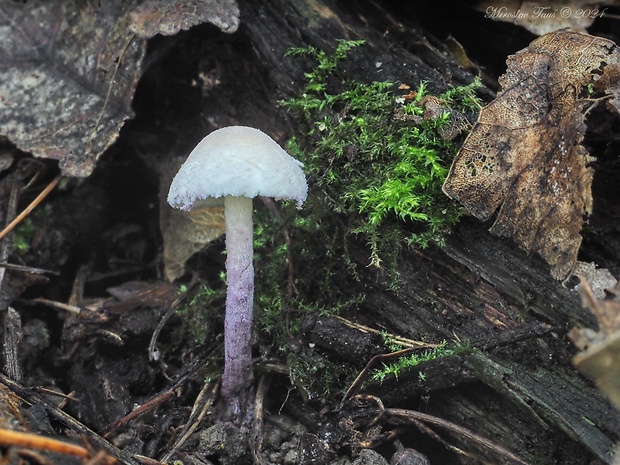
<box><xmin>443</xmin><ymin>30</ymin><xmax>620</xmax><ymax>278</ymax></box>
<box><xmin>129</xmin><ymin>0</ymin><xmax>239</xmax><ymax>38</ymax></box>
<box><xmin>0</xmin><ymin>1</ymin><xmax>146</xmax><ymax>177</ymax></box>
<box><xmin>0</xmin><ymin>0</ymin><xmax>240</xmax><ymax>178</ymax></box>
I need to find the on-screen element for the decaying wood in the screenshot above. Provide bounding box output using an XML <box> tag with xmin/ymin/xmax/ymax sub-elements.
<box><xmin>221</xmin><ymin>1</ymin><xmax>619</xmax><ymax>463</ymax></box>
<box><xmin>304</xmin><ymin>219</ymin><xmax>618</xmax><ymax>462</ymax></box>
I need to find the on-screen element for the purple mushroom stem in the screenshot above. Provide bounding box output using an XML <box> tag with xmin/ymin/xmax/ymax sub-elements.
<box><xmin>221</xmin><ymin>195</ymin><xmax>255</xmax><ymax>418</ymax></box>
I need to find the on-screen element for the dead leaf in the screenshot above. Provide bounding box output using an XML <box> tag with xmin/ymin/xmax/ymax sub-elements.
<box><xmin>161</xmin><ymin>203</ymin><xmax>225</xmax><ymax>281</ymax></box>
<box><xmin>570</xmin><ymin>278</ymin><xmax>620</xmax><ymax>409</ymax></box>
<box><xmin>105</xmin><ymin>280</ymin><xmax>179</xmax><ymax>314</ymax></box>
<box><xmin>594</xmin><ymin>50</ymin><xmax>620</xmax><ymax>116</ymax></box>
<box><xmin>159</xmin><ymin>159</ymin><xmax>225</xmax><ymax>281</ymax></box>
<box><xmin>473</xmin><ymin>1</ymin><xmax>614</xmax><ymax>35</ymax></box>
<box><xmin>572</xmin><ymin>261</ymin><xmax>618</xmax><ymax>299</ymax></box>
<box><xmin>445</xmin><ymin>35</ymin><xmax>480</xmax><ymax>75</ymax></box>
<box><xmin>129</xmin><ymin>0</ymin><xmax>240</xmax><ymax>38</ymax></box>
<box><xmin>0</xmin><ymin>1</ymin><xmax>146</xmax><ymax>177</ymax></box>
<box><xmin>443</xmin><ymin>30</ymin><xmax>620</xmax><ymax>278</ymax></box>
<box><xmin>393</xmin><ymin>95</ymin><xmax>471</xmax><ymax>141</ymax></box>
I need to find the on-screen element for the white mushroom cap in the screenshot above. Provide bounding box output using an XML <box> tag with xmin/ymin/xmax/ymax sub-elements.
<box><xmin>168</xmin><ymin>126</ymin><xmax>308</xmax><ymax>210</ymax></box>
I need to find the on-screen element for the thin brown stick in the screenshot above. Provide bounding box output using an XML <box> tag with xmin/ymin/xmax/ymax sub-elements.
<box><xmin>0</xmin><ymin>428</ymin><xmax>89</xmax><ymax>458</ymax></box>
<box><xmin>333</xmin><ymin>315</ymin><xmax>434</xmax><ymax>349</ymax></box>
<box><xmin>0</xmin><ymin>262</ymin><xmax>59</xmax><ymax>275</ymax></box>
<box><xmin>341</xmin><ymin>348</ymin><xmax>415</xmax><ymax>408</ymax></box>
<box><xmin>340</xmin><ymin>342</ymin><xmax>440</xmax><ymax>408</ymax></box>
<box><xmin>0</xmin><ymin>175</ymin><xmax>61</xmax><ymax>241</ymax></box>
<box><xmin>159</xmin><ymin>379</ymin><xmax>219</xmax><ymax>463</ymax></box>
<box><xmin>30</xmin><ymin>298</ymin><xmax>82</xmax><ymax>315</ymax></box>
<box><xmin>103</xmin><ymin>391</ymin><xmax>176</xmax><ymax>439</ymax></box>
<box><xmin>252</xmin><ymin>374</ymin><xmax>273</xmax><ymax>464</ymax></box>
<box><xmin>0</xmin><ymin>372</ymin><xmax>141</xmax><ymax>465</ymax></box>
<box><xmin>103</xmin><ymin>357</ymin><xmax>204</xmax><ymax>438</ymax></box>
<box><xmin>149</xmin><ymin>278</ymin><xmax>199</xmax><ymax>362</ymax></box>
<box><xmin>384</xmin><ymin>408</ymin><xmax>531</xmax><ymax>465</ymax></box>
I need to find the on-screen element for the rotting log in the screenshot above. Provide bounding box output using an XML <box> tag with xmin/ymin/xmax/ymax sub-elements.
<box><xmin>303</xmin><ymin>218</ymin><xmax>618</xmax><ymax>463</ymax></box>
<box><xmin>246</xmin><ymin>2</ymin><xmax>617</xmax><ymax>463</ymax></box>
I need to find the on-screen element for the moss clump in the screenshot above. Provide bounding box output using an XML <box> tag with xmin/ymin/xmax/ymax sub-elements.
<box><xmin>281</xmin><ymin>40</ymin><xmax>481</xmax><ymax>266</ymax></box>
<box><xmin>13</xmin><ymin>204</ymin><xmax>53</xmax><ymax>252</ymax></box>
<box><xmin>371</xmin><ymin>341</ymin><xmax>472</xmax><ymax>383</ymax></box>
<box><xmin>252</xmin><ymin>204</ymin><xmax>365</xmax><ymax>349</ymax></box>
<box><xmin>175</xmin><ymin>282</ymin><xmax>224</xmax><ymax>345</ymax></box>
<box><xmin>288</xmin><ymin>348</ymin><xmax>355</xmax><ymax>401</ymax></box>
<box><xmin>250</xmin><ymin>41</ymin><xmax>481</xmax><ymax>396</ymax></box>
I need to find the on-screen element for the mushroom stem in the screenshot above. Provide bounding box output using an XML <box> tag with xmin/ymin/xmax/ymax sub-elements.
<box><xmin>221</xmin><ymin>195</ymin><xmax>255</xmax><ymax>418</ymax></box>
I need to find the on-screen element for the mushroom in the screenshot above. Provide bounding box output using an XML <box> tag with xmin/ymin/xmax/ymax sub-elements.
<box><xmin>167</xmin><ymin>126</ymin><xmax>307</xmax><ymax>421</ymax></box>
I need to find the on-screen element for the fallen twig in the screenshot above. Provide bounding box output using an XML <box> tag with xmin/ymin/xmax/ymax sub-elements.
<box><xmin>0</xmin><ymin>428</ymin><xmax>89</xmax><ymax>458</ymax></box>
<box><xmin>0</xmin><ymin>175</ymin><xmax>60</xmax><ymax>241</ymax></box>
<box><xmin>0</xmin><ymin>372</ymin><xmax>141</xmax><ymax>465</ymax></box>
<box><xmin>384</xmin><ymin>407</ymin><xmax>531</xmax><ymax>465</ymax></box>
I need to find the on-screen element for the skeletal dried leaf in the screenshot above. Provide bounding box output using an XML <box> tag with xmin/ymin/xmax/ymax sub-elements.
<box><xmin>129</xmin><ymin>0</ymin><xmax>239</xmax><ymax>38</ymax></box>
<box><xmin>420</xmin><ymin>96</ymin><xmax>471</xmax><ymax>141</ymax></box>
<box><xmin>443</xmin><ymin>30</ymin><xmax>620</xmax><ymax>278</ymax></box>
<box><xmin>570</xmin><ymin>279</ymin><xmax>620</xmax><ymax>409</ymax></box>
<box><xmin>594</xmin><ymin>54</ymin><xmax>620</xmax><ymax>116</ymax></box>
<box><xmin>0</xmin><ymin>1</ymin><xmax>146</xmax><ymax>177</ymax></box>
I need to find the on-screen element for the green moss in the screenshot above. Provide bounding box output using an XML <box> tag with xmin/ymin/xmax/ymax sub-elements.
<box><xmin>380</xmin><ymin>330</ymin><xmax>407</xmax><ymax>352</ymax></box>
<box><xmin>288</xmin><ymin>348</ymin><xmax>355</xmax><ymax>400</ymax></box>
<box><xmin>371</xmin><ymin>341</ymin><xmax>471</xmax><ymax>383</ymax></box>
<box><xmin>252</xmin><ymin>203</ymin><xmax>365</xmax><ymax>350</ymax></box>
<box><xmin>281</xmin><ymin>40</ymin><xmax>481</xmax><ymax>266</ymax></box>
<box><xmin>249</xmin><ymin>40</ymin><xmax>481</xmax><ymax>395</ymax></box>
<box><xmin>13</xmin><ymin>204</ymin><xmax>53</xmax><ymax>252</ymax></box>
<box><xmin>175</xmin><ymin>282</ymin><xmax>224</xmax><ymax>345</ymax></box>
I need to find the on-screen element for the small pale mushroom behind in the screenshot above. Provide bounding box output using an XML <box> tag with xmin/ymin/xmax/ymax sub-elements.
<box><xmin>168</xmin><ymin>126</ymin><xmax>307</xmax><ymax>423</ymax></box>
